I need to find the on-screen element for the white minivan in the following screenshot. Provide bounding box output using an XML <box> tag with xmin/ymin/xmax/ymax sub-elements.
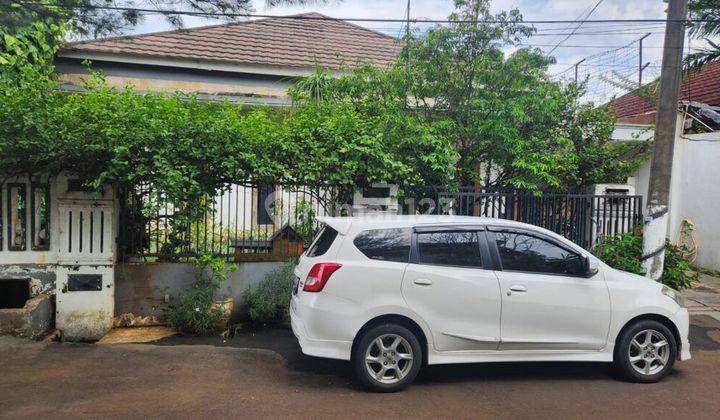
<box><xmin>290</xmin><ymin>216</ymin><xmax>690</xmax><ymax>392</ymax></box>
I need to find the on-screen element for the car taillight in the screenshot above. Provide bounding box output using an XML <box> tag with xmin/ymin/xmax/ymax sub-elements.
<box><xmin>303</xmin><ymin>263</ymin><xmax>342</xmax><ymax>292</ymax></box>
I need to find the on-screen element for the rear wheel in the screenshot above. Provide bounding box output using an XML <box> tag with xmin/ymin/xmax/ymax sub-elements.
<box><xmin>353</xmin><ymin>324</ymin><xmax>422</xmax><ymax>392</ymax></box>
<box><xmin>615</xmin><ymin>319</ymin><xmax>677</xmax><ymax>383</ymax></box>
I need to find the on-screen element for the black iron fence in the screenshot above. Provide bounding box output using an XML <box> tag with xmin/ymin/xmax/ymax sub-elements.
<box><xmin>117</xmin><ymin>183</ymin><xmax>642</xmax><ymax>261</ymax></box>
<box><xmin>436</xmin><ymin>189</ymin><xmax>643</xmax><ymax>250</ymax></box>
<box><xmin>118</xmin><ymin>183</ymin><xmax>338</xmax><ymax>262</ymax></box>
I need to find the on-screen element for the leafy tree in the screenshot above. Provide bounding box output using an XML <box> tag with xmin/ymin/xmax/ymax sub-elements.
<box><xmin>293</xmin><ymin>0</ymin><xmax>635</xmax><ymax>194</ymax></box>
<box><xmin>0</xmin><ymin>19</ymin><xmax>64</xmax><ymax>78</ymax></box>
<box><xmin>685</xmin><ymin>0</ymin><xmax>720</xmax><ymax>70</ymax></box>
<box><xmin>555</xmin><ymin>86</ymin><xmax>649</xmax><ymax>191</ymax></box>
<box><xmin>1</xmin><ymin>1</ymin><xmax>328</xmax><ymax>37</ymax></box>
<box><xmin>289</xmin><ymin>65</ymin><xmax>459</xmax><ymax>199</ymax></box>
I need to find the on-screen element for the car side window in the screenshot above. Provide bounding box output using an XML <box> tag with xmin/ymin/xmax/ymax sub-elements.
<box><xmin>354</xmin><ymin>228</ymin><xmax>412</xmax><ymax>263</ymax></box>
<box><xmin>306</xmin><ymin>226</ymin><xmax>338</xmax><ymax>258</ymax></box>
<box><xmin>493</xmin><ymin>231</ymin><xmax>583</xmax><ymax>275</ymax></box>
<box><xmin>417</xmin><ymin>231</ymin><xmax>482</xmax><ymax>268</ymax></box>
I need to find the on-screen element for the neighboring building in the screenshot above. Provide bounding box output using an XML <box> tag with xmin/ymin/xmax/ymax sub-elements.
<box><xmin>55</xmin><ymin>12</ymin><xmax>400</xmax><ymax>106</ymax></box>
<box><xmin>611</xmin><ymin>61</ymin><xmax>720</xmax><ymax>125</ymax></box>
<box><xmin>609</xmin><ymin>62</ymin><xmax>720</xmax><ymax>271</ymax></box>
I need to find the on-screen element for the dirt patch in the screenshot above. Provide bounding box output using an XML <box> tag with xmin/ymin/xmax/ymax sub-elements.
<box><xmin>97</xmin><ymin>327</ymin><xmax>177</xmax><ymax>344</ymax></box>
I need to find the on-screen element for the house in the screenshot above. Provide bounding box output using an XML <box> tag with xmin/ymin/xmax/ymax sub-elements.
<box><xmin>0</xmin><ymin>13</ymin><xmax>402</xmax><ymax>341</ymax></box>
<box><xmin>56</xmin><ymin>11</ymin><xmax>401</xmax><ymax>246</ymax></box>
<box><xmin>609</xmin><ymin>62</ymin><xmax>720</xmax><ymax>271</ymax></box>
<box><xmin>55</xmin><ymin>12</ymin><xmax>400</xmax><ymax>106</ymax></box>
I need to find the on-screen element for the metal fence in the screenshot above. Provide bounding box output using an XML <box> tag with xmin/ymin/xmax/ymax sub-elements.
<box><xmin>117</xmin><ymin>183</ymin><xmax>643</xmax><ymax>261</ymax></box>
<box><xmin>437</xmin><ymin>189</ymin><xmax>643</xmax><ymax>250</ymax></box>
<box><xmin>118</xmin><ymin>183</ymin><xmax>337</xmax><ymax>262</ymax></box>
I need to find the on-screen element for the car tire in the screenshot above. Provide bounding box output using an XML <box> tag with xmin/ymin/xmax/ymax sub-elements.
<box><xmin>615</xmin><ymin>319</ymin><xmax>677</xmax><ymax>383</ymax></box>
<box><xmin>353</xmin><ymin>323</ymin><xmax>423</xmax><ymax>392</ymax></box>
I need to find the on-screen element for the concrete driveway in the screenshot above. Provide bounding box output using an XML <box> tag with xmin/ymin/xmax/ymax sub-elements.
<box><xmin>2</xmin><ymin>315</ymin><xmax>720</xmax><ymax>419</ymax></box>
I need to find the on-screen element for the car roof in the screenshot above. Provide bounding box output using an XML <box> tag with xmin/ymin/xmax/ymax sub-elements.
<box><xmin>316</xmin><ymin>215</ymin><xmax>588</xmax><ymax>255</ymax></box>
<box><xmin>317</xmin><ymin>215</ymin><xmax>531</xmax><ymax>235</ymax></box>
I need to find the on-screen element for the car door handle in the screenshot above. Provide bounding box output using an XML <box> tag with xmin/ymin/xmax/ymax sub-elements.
<box><xmin>509</xmin><ymin>285</ymin><xmax>527</xmax><ymax>293</ymax></box>
<box><xmin>414</xmin><ymin>278</ymin><xmax>433</xmax><ymax>286</ymax></box>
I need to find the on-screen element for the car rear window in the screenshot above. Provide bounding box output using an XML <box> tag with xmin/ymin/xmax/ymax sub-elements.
<box><xmin>353</xmin><ymin>228</ymin><xmax>412</xmax><ymax>263</ymax></box>
<box><xmin>306</xmin><ymin>226</ymin><xmax>338</xmax><ymax>257</ymax></box>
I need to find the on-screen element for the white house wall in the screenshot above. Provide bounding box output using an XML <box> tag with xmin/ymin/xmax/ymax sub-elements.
<box><xmin>613</xmin><ymin>116</ymin><xmax>720</xmax><ymax>271</ymax></box>
<box><xmin>672</xmin><ymin>131</ymin><xmax>720</xmax><ymax>270</ymax></box>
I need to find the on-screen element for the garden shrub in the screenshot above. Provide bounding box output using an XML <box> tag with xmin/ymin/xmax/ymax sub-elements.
<box><xmin>592</xmin><ymin>229</ymin><xmax>697</xmax><ymax>289</ymax></box>
<box><xmin>662</xmin><ymin>241</ymin><xmax>699</xmax><ymax>290</ymax></box>
<box><xmin>243</xmin><ymin>262</ymin><xmax>295</xmax><ymax>325</ymax></box>
<box><xmin>592</xmin><ymin>229</ymin><xmax>645</xmax><ymax>276</ymax></box>
<box><xmin>165</xmin><ymin>254</ymin><xmax>237</xmax><ymax>334</ymax></box>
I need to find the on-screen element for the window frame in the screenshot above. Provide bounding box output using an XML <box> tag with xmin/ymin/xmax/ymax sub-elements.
<box><xmin>410</xmin><ymin>225</ymin><xmax>492</xmax><ymax>269</ymax></box>
<box><xmin>487</xmin><ymin>226</ymin><xmax>588</xmax><ymax>277</ymax></box>
<box><xmin>30</xmin><ymin>183</ymin><xmax>51</xmax><ymax>251</ymax></box>
<box><xmin>6</xmin><ymin>182</ymin><xmax>28</xmax><ymax>251</ymax></box>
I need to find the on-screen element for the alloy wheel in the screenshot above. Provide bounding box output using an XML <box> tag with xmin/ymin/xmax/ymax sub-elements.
<box><xmin>628</xmin><ymin>329</ymin><xmax>671</xmax><ymax>376</ymax></box>
<box><xmin>364</xmin><ymin>334</ymin><xmax>414</xmax><ymax>384</ymax></box>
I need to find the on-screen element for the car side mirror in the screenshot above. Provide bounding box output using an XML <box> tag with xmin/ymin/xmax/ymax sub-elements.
<box><xmin>583</xmin><ymin>256</ymin><xmax>600</xmax><ymax>277</ymax></box>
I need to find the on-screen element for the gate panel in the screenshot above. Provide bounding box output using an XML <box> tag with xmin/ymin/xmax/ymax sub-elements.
<box><xmin>56</xmin><ymin>199</ymin><xmax>115</xmax><ymax>341</ymax></box>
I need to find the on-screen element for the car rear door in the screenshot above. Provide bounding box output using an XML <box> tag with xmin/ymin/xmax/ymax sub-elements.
<box><xmin>488</xmin><ymin>227</ymin><xmax>611</xmax><ymax>351</ymax></box>
<box><xmin>401</xmin><ymin>226</ymin><xmax>502</xmax><ymax>352</ymax></box>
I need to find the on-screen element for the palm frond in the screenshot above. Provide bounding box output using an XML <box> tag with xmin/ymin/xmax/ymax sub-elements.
<box><xmin>683</xmin><ymin>38</ymin><xmax>720</xmax><ymax>71</ymax></box>
<box><xmin>688</xmin><ymin>0</ymin><xmax>720</xmax><ymax>38</ymax></box>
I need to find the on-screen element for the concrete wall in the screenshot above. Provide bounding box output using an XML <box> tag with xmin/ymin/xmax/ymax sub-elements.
<box><xmin>671</xmin><ymin>131</ymin><xmax>720</xmax><ymax>270</ymax></box>
<box><xmin>616</xmin><ymin>120</ymin><xmax>720</xmax><ymax>271</ymax></box>
<box><xmin>115</xmin><ymin>261</ymin><xmax>287</xmax><ymax>320</ymax></box>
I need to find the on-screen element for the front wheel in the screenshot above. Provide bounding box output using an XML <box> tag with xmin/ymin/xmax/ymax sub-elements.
<box><xmin>353</xmin><ymin>324</ymin><xmax>422</xmax><ymax>392</ymax></box>
<box><xmin>615</xmin><ymin>320</ymin><xmax>677</xmax><ymax>383</ymax></box>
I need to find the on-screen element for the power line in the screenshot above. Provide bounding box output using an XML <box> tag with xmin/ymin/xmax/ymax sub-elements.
<box><xmin>13</xmin><ymin>2</ymin><xmax>720</xmax><ymax>24</ymax></box>
<box><xmin>546</xmin><ymin>0</ymin><xmax>605</xmax><ymax>56</ymax></box>
<box><xmin>521</xmin><ymin>43</ymin><xmax>693</xmax><ymax>49</ymax></box>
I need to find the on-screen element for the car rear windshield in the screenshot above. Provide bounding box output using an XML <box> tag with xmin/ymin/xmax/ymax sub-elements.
<box><xmin>306</xmin><ymin>226</ymin><xmax>338</xmax><ymax>257</ymax></box>
<box><xmin>353</xmin><ymin>228</ymin><xmax>412</xmax><ymax>263</ymax></box>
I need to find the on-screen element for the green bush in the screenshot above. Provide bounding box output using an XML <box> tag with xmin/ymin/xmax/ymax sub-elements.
<box><xmin>165</xmin><ymin>254</ymin><xmax>237</xmax><ymax>334</ymax></box>
<box><xmin>592</xmin><ymin>229</ymin><xmax>697</xmax><ymax>289</ymax></box>
<box><xmin>662</xmin><ymin>241</ymin><xmax>699</xmax><ymax>290</ymax></box>
<box><xmin>243</xmin><ymin>263</ymin><xmax>295</xmax><ymax>325</ymax></box>
<box><xmin>592</xmin><ymin>229</ymin><xmax>645</xmax><ymax>276</ymax></box>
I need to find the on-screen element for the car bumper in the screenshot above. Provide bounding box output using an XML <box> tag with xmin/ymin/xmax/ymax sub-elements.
<box><xmin>290</xmin><ymin>296</ymin><xmax>352</xmax><ymax>361</ymax></box>
<box><xmin>675</xmin><ymin>307</ymin><xmax>691</xmax><ymax>361</ymax></box>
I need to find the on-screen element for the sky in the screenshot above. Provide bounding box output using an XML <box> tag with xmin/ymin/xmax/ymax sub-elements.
<box><xmin>125</xmin><ymin>0</ymin><xmax>690</xmax><ymax>102</ymax></box>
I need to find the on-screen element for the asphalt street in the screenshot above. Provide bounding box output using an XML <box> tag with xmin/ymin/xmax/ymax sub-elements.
<box><xmin>1</xmin><ymin>315</ymin><xmax>719</xmax><ymax>419</ymax></box>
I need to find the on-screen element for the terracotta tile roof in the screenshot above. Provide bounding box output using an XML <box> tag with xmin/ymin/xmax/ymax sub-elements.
<box><xmin>611</xmin><ymin>61</ymin><xmax>720</xmax><ymax>123</ymax></box>
<box><xmin>59</xmin><ymin>12</ymin><xmax>401</xmax><ymax>72</ymax></box>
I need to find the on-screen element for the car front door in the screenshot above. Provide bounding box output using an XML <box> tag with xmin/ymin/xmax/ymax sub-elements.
<box><xmin>488</xmin><ymin>228</ymin><xmax>611</xmax><ymax>351</ymax></box>
<box><xmin>401</xmin><ymin>226</ymin><xmax>502</xmax><ymax>352</ymax></box>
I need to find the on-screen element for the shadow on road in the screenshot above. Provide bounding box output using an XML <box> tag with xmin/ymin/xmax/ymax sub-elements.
<box><xmin>156</xmin><ymin>327</ymin><xmax>620</xmax><ymax>384</ymax></box>
<box><xmin>154</xmin><ymin>314</ymin><xmax>720</xmax><ymax>386</ymax></box>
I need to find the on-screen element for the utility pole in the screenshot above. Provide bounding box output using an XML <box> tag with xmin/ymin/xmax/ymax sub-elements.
<box><xmin>642</xmin><ymin>0</ymin><xmax>688</xmax><ymax>280</ymax></box>
<box><xmin>574</xmin><ymin>58</ymin><xmax>586</xmax><ymax>84</ymax></box>
<box><xmin>638</xmin><ymin>33</ymin><xmax>651</xmax><ymax>87</ymax></box>
<box><xmin>406</xmin><ymin>0</ymin><xmax>410</xmax><ymax>42</ymax></box>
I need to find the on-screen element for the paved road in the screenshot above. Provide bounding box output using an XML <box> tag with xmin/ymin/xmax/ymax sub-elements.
<box><xmin>2</xmin><ymin>316</ymin><xmax>720</xmax><ymax>419</ymax></box>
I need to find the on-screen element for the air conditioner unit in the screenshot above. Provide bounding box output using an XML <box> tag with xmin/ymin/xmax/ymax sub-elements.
<box><xmin>352</xmin><ymin>183</ymin><xmax>399</xmax><ymax>216</ymax></box>
<box><xmin>587</xmin><ymin>183</ymin><xmax>635</xmax><ymax>196</ymax></box>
